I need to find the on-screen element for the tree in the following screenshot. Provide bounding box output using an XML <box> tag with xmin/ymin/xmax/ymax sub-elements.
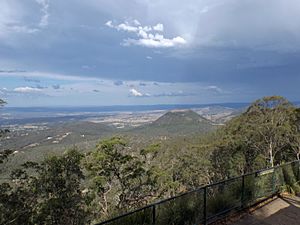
<box><xmin>244</xmin><ymin>96</ymin><xmax>296</xmax><ymax>167</ymax></box>
<box><xmin>0</xmin><ymin>149</ymin><xmax>89</xmax><ymax>225</ymax></box>
<box><xmin>84</xmin><ymin>137</ymin><xmax>161</xmax><ymax>220</ymax></box>
<box><xmin>31</xmin><ymin>149</ymin><xmax>88</xmax><ymax>225</ymax></box>
<box><xmin>211</xmin><ymin>96</ymin><xmax>298</xmax><ymax>179</ymax></box>
<box><xmin>210</xmin><ymin>130</ymin><xmax>248</xmax><ymax>179</ymax></box>
<box><xmin>0</xmin><ymin>149</ymin><xmax>13</xmax><ymax>165</ymax></box>
<box><xmin>289</xmin><ymin>108</ymin><xmax>300</xmax><ymax>160</ymax></box>
<box><xmin>0</xmin><ymin>166</ymin><xmax>42</xmax><ymax>225</ymax></box>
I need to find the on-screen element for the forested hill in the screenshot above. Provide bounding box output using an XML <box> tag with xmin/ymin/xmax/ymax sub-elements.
<box><xmin>153</xmin><ymin>110</ymin><xmax>213</xmax><ymax>125</ymax></box>
<box><xmin>128</xmin><ymin>109</ymin><xmax>216</xmax><ymax>136</ymax></box>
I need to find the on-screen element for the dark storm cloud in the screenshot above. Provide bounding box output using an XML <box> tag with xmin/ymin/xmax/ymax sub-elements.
<box><xmin>1</xmin><ymin>0</ymin><xmax>300</xmax><ymax>105</ymax></box>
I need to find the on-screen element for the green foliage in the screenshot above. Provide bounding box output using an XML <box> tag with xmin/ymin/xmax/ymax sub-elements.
<box><xmin>0</xmin><ymin>170</ymin><xmax>36</xmax><ymax>225</ymax></box>
<box><xmin>32</xmin><ymin>149</ymin><xmax>88</xmax><ymax>224</ymax></box>
<box><xmin>211</xmin><ymin>96</ymin><xmax>300</xmax><ymax>179</ymax></box>
<box><xmin>246</xmin><ymin>96</ymin><xmax>296</xmax><ymax>165</ymax></box>
<box><xmin>207</xmin><ymin>191</ymin><xmax>236</xmax><ymax>216</ymax></box>
<box><xmin>155</xmin><ymin>192</ymin><xmax>204</xmax><ymax>225</ymax></box>
<box><xmin>210</xmin><ymin>136</ymin><xmax>247</xmax><ymax>180</ymax></box>
<box><xmin>281</xmin><ymin>182</ymin><xmax>300</xmax><ymax>195</ymax></box>
<box><xmin>0</xmin><ymin>149</ymin><xmax>89</xmax><ymax>225</ymax></box>
<box><xmin>84</xmin><ymin>137</ymin><xmax>162</xmax><ymax>221</ymax></box>
<box><xmin>280</xmin><ymin>164</ymin><xmax>300</xmax><ymax>194</ymax></box>
<box><xmin>172</xmin><ymin>150</ymin><xmax>211</xmax><ymax>191</ymax></box>
<box><xmin>140</xmin><ymin>143</ymin><xmax>160</xmax><ymax>163</ymax></box>
<box><xmin>0</xmin><ymin>149</ymin><xmax>13</xmax><ymax>164</ymax></box>
<box><xmin>288</xmin><ymin>108</ymin><xmax>300</xmax><ymax>161</ymax></box>
<box><xmin>0</xmin><ymin>99</ymin><xmax>6</xmax><ymax>106</ymax></box>
<box><xmin>103</xmin><ymin>207</ymin><xmax>153</xmax><ymax>225</ymax></box>
<box><xmin>243</xmin><ymin>175</ymin><xmax>256</xmax><ymax>205</ymax></box>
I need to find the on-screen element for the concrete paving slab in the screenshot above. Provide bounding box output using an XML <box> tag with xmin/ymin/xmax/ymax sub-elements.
<box><xmin>231</xmin><ymin>195</ymin><xmax>300</xmax><ymax>225</ymax></box>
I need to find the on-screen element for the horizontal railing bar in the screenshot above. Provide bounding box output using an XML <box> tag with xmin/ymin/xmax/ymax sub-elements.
<box><xmin>95</xmin><ymin>205</ymin><xmax>153</xmax><ymax>225</ymax></box>
<box><xmin>206</xmin><ymin>176</ymin><xmax>242</xmax><ymax>188</ymax></box>
<box><xmin>207</xmin><ymin>205</ymin><xmax>240</xmax><ymax>221</ymax></box>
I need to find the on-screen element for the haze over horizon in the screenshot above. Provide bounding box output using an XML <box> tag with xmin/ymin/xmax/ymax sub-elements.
<box><xmin>1</xmin><ymin>0</ymin><xmax>300</xmax><ymax>106</ymax></box>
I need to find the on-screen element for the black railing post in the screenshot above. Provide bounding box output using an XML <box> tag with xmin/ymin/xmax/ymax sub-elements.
<box><xmin>272</xmin><ymin>167</ymin><xmax>276</xmax><ymax>194</ymax></box>
<box><xmin>203</xmin><ymin>186</ymin><xmax>207</xmax><ymax>225</ymax></box>
<box><xmin>241</xmin><ymin>175</ymin><xmax>245</xmax><ymax>208</ymax></box>
<box><xmin>152</xmin><ymin>204</ymin><xmax>156</xmax><ymax>225</ymax></box>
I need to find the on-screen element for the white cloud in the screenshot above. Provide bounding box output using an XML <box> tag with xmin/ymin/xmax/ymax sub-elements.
<box><xmin>0</xmin><ymin>0</ymin><xmax>50</xmax><ymax>39</ymax></box>
<box><xmin>138</xmin><ymin>29</ymin><xmax>148</xmax><ymax>38</ymax></box>
<box><xmin>106</xmin><ymin>20</ymin><xmax>186</xmax><ymax>48</ymax></box>
<box><xmin>35</xmin><ymin>0</ymin><xmax>50</xmax><ymax>28</ymax></box>
<box><xmin>105</xmin><ymin>20</ymin><xmax>113</xmax><ymax>28</ymax></box>
<box><xmin>117</xmin><ymin>23</ymin><xmax>139</xmax><ymax>32</ymax></box>
<box><xmin>99</xmin><ymin>0</ymin><xmax>300</xmax><ymax>52</ymax></box>
<box><xmin>153</xmin><ymin>23</ymin><xmax>164</xmax><ymax>32</ymax></box>
<box><xmin>133</xmin><ymin>19</ymin><xmax>141</xmax><ymax>26</ymax></box>
<box><xmin>9</xmin><ymin>26</ymin><xmax>39</xmax><ymax>34</ymax></box>
<box><xmin>204</xmin><ymin>85</ymin><xmax>224</xmax><ymax>94</ymax></box>
<box><xmin>124</xmin><ymin>36</ymin><xmax>186</xmax><ymax>48</ymax></box>
<box><xmin>13</xmin><ymin>86</ymin><xmax>42</xmax><ymax>93</ymax></box>
<box><xmin>129</xmin><ymin>88</ymin><xmax>143</xmax><ymax>97</ymax></box>
<box><xmin>129</xmin><ymin>88</ymin><xmax>151</xmax><ymax>97</ymax></box>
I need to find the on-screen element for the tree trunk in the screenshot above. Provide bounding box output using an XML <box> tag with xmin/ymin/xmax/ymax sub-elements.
<box><xmin>269</xmin><ymin>143</ymin><xmax>274</xmax><ymax>167</ymax></box>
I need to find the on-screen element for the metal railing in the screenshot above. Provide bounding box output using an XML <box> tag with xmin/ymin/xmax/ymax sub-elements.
<box><xmin>96</xmin><ymin>160</ymin><xmax>300</xmax><ymax>225</ymax></box>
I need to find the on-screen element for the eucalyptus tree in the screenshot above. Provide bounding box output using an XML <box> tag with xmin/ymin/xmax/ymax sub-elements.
<box><xmin>84</xmin><ymin>137</ymin><xmax>161</xmax><ymax>220</ymax></box>
<box><xmin>289</xmin><ymin>108</ymin><xmax>300</xmax><ymax>160</ymax></box>
<box><xmin>244</xmin><ymin>96</ymin><xmax>296</xmax><ymax>167</ymax></box>
<box><xmin>0</xmin><ymin>149</ymin><xmax>89</xmax><ymax>225</ymax></box>
<box><xmin>211</xmin><ymin>96</ymin><xmax>299</xmax><ymax>179</ymax></box>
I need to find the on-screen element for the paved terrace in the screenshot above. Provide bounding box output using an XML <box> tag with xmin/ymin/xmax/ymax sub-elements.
<box><xmin>231</xmin><ymin>195</ymin><xmax>300</xmax><ymax>225</ymax></box>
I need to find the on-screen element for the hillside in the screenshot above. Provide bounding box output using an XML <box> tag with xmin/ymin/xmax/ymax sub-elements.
<box><xmin>128</xmin><ymin>109</ymin><xmax>217</xmax><ymax>137</ymax></box>
<box><xmin>0</xmin><ymin>121</ymin><xmax>115</xmax><ymax>152</ymax></box>
<box><xmin>0</xmin><ymin>110</ymin><xmax>218</xmax><ymax>178</ymax></box>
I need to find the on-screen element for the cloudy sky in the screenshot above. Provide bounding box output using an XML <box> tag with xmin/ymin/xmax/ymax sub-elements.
<box><xmin>0</xmin><ymin>0</ymin><xmax>300</xmax><ymax>106</ymax></box>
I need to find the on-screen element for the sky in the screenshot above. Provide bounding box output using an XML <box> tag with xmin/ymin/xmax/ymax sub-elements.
<box><xmin>0</xmin><ymin>0</ymin><xmax>300</xmax><ymax>107</ymax></box>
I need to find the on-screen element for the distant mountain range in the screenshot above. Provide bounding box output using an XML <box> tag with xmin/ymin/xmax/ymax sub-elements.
<box><xmin>0</xmin><ymin>103</ymin><xmax>248</xmax><ymax>126</ymax></box>
<box><xmin>3</xmin><ymin>103</ymin><xmax>250</xmax><ymax>113</ymax></box>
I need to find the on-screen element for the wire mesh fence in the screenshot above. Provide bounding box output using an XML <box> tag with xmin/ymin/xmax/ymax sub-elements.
<box><xmin>96</xmin><ymin>160</ymin><xmax>300</xmax><ymax>225</ymax></box>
